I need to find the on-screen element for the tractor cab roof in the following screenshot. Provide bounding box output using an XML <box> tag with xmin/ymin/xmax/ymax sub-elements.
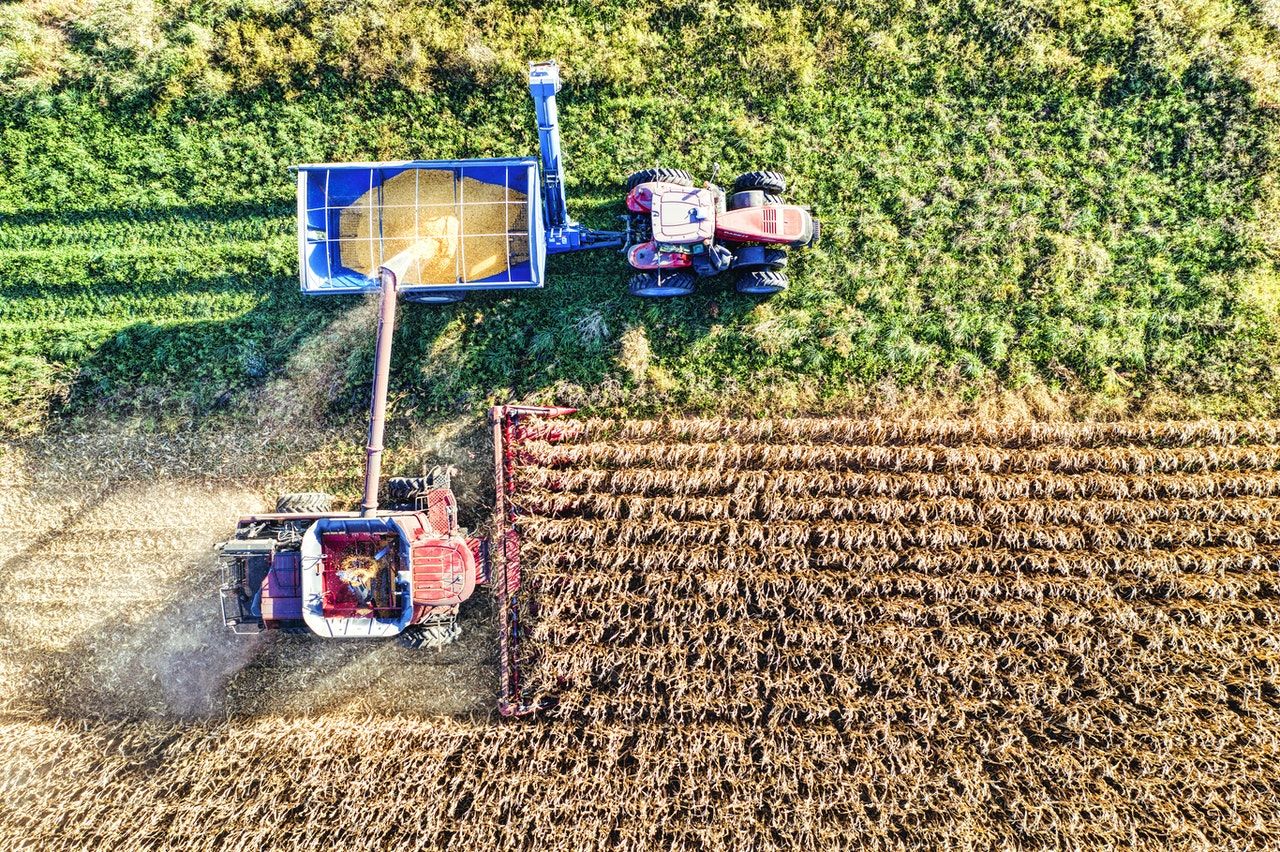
<box><xmin>651</xmin><ymin>187</ymin><xmax>715</xmax><ymax>245</ymax></box>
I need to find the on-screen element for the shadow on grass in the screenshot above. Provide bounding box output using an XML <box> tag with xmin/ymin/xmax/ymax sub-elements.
<box><xmin>1</xmin><ymin>199</ymin><xmax>287</xmax><ymax>231</ymax></box>
<box><xmin>47</xmin><ymin>194</ymin><xmax>770</xmax><ymax>428</ymax></box>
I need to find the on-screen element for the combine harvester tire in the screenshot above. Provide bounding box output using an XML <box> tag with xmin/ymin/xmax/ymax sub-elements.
<box><xmin>400</xmin><ymin>621</ymin><xmax>462</xmax><ymax>649</ymax></box>
<box><xmin>275</xmin><ymin>492</ymin><xmax>334</xmax><ymax>513</ymax></box>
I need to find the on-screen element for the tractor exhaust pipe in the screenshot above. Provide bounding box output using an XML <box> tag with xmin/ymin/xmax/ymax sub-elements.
<box><xmin>361</xmin><ymin>268</ymin><xmax>399</xmax><ymax>517</ymax></box>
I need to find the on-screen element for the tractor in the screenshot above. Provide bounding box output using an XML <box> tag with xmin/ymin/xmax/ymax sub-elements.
<box><xmin>621</xmin><ymin>168</ymin><xmax>819</xmax><ymax>297</ymax></box>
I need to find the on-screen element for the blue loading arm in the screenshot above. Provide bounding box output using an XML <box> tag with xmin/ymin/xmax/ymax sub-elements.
<box><xmin>528</xmin><ymin>60</ymin><xmax>624</xmax><ymax>254</ymax></box>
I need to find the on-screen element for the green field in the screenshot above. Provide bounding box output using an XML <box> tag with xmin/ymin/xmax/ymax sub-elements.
<box><xmin>1</xmin><ymin>1</ymin><xmax>1278</xmax><ymax>437</ymax></box>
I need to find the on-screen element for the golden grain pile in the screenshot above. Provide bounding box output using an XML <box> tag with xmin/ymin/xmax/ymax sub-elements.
<box><xmin>339</xmin><ymin>169</ymin><xmax>527</xmax><ymax>284</ymax></box>
<box><xmin>4</xmin><ymin>417</ymin><xmax>1280</xmax><ymax>849</ymax></box>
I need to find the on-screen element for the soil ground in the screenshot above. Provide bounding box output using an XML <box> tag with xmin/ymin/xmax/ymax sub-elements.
<box><xmin>0</xmin><ymin>427</ymin><xmax>497</xmax><ymax>721</ymax></box>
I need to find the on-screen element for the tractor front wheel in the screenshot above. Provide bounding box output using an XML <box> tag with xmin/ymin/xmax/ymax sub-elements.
<box><xmin>625</xmin><ymin>168</ymin><xmax>694</xmax><ymax>191</ymax></box>
<box><xmin>732</xmin><ymin>246</ymin><xmax>788</xmax><ymax>273</ymax></box>
<box><xmin>275</xmin><ymin>492</ymin><xmax>334</xmax><ymax>514</ymax></box>
<box><xmin>731</xmin><ymin>170</ymin><xmax>786</xmax><ymax>195</ymax></box>
<box><xmin>404</xmin><ymin>290</ymin><xmax>466</xmax><ymax>305</ymax></box>
<box><xmin>736</xmin><ymin>270</ymin><xmax>789</xmax><ymax>296</ymax></box>
<box><xmin>628</xmin><ymin>270</ymin><xmax>697</xmax><ymax>298</ymax></box>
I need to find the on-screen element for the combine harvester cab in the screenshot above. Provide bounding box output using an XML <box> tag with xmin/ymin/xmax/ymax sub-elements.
<box><xmin>299</xmin><ymin>512</ymin><xmax>477</xmax><ymax>639</ymax></box>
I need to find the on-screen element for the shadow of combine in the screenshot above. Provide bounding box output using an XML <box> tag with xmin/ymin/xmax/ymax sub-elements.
<box><xmin>0</xmin><ymin>467</ymin><xmax>498</xmax><ymax>722</ymax></box>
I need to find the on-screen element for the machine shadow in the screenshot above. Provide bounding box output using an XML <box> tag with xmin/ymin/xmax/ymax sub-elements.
<box><xmin>1</xmin><ymin>463</ymin><xmax>498</xmax><ymax>722</ymax></box>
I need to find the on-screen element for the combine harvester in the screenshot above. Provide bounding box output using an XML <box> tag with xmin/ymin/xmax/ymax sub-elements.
<box><xmin>218</xmin><ymin>60</ymin><xmax>819</xmax><ymax>651</ymax></box>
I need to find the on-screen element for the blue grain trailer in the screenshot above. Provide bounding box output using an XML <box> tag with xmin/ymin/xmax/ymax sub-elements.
<box><xmin>292</xmin><ymin>61</ymin><xmax>622</xmax><ymax>304</ymax></box>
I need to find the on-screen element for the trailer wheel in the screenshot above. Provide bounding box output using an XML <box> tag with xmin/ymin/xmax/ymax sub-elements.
<box><xmin>731</xmin><ymin>170</ymin><xmax>786</xmax><ymax>195</ymax></box>
<box><xmin>275</xmin><ymin>492</ymin><xmax>334</xmax><ymax>513</ymax></box>
<box><xmin>625</xmin><ymin>168</ymin><xmax>694</xmax><ymax>191</ymax></box>
<box><xmin>400</xmin><ymin>621</ymin><xmax>462</xmax><ymax>649</ymax></box>
<box><xmin>727</xmin><ymin>191</ymin><xmax>784</xmax><ymax>211</ymax></box>
<box><xmin>736</xmin><ymin>270</ymin><xmax>789</xmax><ymax>296</ymax></box>
<box><xmin>628</xmin><ymin>270</ymin><xmax>697</xmax><ymax>298</ymax></box>
<box><xmin>732</xmin><ymin>246</ymin><xmax>788</xmax><ymax>273</ymax></box>
<box><xmin>403</xmin><ymin>291</ymin><xmax>465</xmax><ymax>305</ymax></box>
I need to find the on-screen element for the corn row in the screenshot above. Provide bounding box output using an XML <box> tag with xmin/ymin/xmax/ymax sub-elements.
<box><xmin>523</xmin><ymin>440</ymin><xmax>1280</xmax><ymax>474</ymax></box>
<box><xmin>518</xmin><ymin>466</ymin><xmax>1280</xmax><ymax>499</ymax></box>
<box><xmin>551</xmin><ymin>416</ymin><xmax>1280</xmax><ymax>448</ymax></box>
<box><xmin>519</xmin><ymin>491</ymin><xmax>1280</xmax><ymax>524</ymax></box>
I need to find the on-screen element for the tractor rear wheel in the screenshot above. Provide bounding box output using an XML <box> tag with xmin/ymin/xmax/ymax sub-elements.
<box><xmin>275</xmin><ymin>492</ymin><xmax>334</xmax><ymax>514</ymax></box>
<box><xmin>628</xmin><ymin>270</ymin><xmax>697</xmax><ymax>298</ymax></box>
<box><xmin>400</xmin><ymin>620</ymin><xmax>462</xmax><ymax>649</ymax></box>
<box><xmin>732</xmin><ymin>246</ymin><xmax>788</xmax><ymax>273</ymax></box>
<box><xmin>736</xmin><ymin>270</ymin><xmax>789</xmax><ymax>295</ymax></box>
<box><xmin>625</xmin><ymin>168</ymin><xmax>694</xmax><ymax>191</ymax></box>
<box><xmin>404</xmin><ymin>290</ymin><xmax>465</xmax><ymax>305</ymax></box>
<box><xmin>731</xmin><ymin>171</ymin><xmax>786</xmax><ymax>195</ymax></box>
<box><xmin>727</xmin><ymin>190</ymin><xmax>783</xmax><ymax>211</ymax></box>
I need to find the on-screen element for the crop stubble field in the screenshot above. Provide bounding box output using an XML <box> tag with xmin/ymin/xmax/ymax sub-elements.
<box><xmin>4</xmin><ymin>416</ymin><xmax>1280</xmax><ymax>849</ymax></box>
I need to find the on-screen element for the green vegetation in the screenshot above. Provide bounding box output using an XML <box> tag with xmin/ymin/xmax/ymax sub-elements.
<box><xmin>1</xmin><ymin>0</ymin><xmax>1278</xmax><ymax>435</ymax></box>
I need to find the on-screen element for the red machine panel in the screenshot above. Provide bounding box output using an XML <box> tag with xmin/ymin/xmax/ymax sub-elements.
<box><xmin>411</xmin><ymin>539</ymin><xmax>476</xmax><ymax>608</ymax></box>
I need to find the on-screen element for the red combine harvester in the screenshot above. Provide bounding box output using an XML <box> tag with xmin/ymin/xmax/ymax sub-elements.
<box><xmin>622</xmin><ymin>168</ymin><xmax>819</xmax><ymax>297</ymax></box>
<box><xmin>219</xmin><ymin>271</ymin><xmax>494</xmax><ymax>648</ymax></box>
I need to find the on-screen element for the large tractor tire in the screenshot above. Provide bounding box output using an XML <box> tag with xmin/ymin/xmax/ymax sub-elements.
<box><xmin>387</xmin><ymin>467</ymin><xmax>452</xmax><ymax>505</ymax></box>
<box><xmin>275</xmin><ymin>492</ymin><xmax>334</xmax><ymax>514</ymax></box>
<box><xmin>727</xmin><ymin>190</ymin><xmax>784</xmax><ymax>211</ymax></box>
<box><xmin>404</xmin><ymin>290</ymin><xmax>465</xmax><ymax>305</ymax></box>
<box><xmin>625</xmin><ymin>168</ymin><xmax>694</xmax><ymax>191</ymax></box>
<box><xmin>731</xmin><ymin>246</ymin><xmax>788</xmax><ymax>273</ymax></box>
<box><xmin>736</xmin><ymin>270</ymin><xmax>789</xmax><ymax>296</ymax></box>
<box><xmin>731</xmin><ymin>170</ymin><xmax>786</xmax><ymax>195</ymax></box>
<box><xmin>400</xmin><ymin>620</ymin><xmax>462</xmax><ymax>649</ymax></box>
<box><xmin>387</xmin><ymin>477</ymin><xmax>427</xmax><ymax>505</ymax></box>
<box><xmin>628</xmin><ymin>270</ymin><xmax>697</xmax><ymax>298</ymax></box>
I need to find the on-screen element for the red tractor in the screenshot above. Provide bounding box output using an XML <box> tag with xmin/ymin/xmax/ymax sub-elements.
<box><xmin>622</xmin><ymin>168</ymin><xmax>819</xmax><ymax>297</ymax></box>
